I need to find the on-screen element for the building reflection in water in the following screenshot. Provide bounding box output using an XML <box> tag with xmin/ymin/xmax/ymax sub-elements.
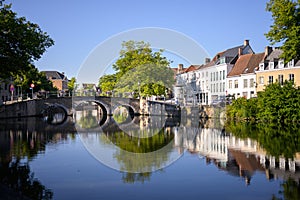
<box><xmin>174</xmin><ymin>118</ymin><xmax>300</xmax><ymax>185</ymax></box>
<box><xmin>1</xmin><ymin>112</ymin><xmax>300</xmax><ymax>198</ymax></box>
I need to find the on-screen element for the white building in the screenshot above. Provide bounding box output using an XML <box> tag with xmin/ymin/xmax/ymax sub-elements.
<box><xmin>227</xmin><ymin>53</ymin><xmax>265</xmax><ymax>99</ymax></box>
<box><xmin>176</xmin><ymin>40</ymin><xmax>254</xmax><ymax>105</ymax></box>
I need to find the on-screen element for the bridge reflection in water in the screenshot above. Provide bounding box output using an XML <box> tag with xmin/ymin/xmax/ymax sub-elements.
<box><xmin>72</xmin><ymin>105</ymin><xmax>300</xmax><ymax>182</ymax></box>
<box><xmin>1</xmin><ymin>110</ymin><xmax>300</xmax><ymax>198</ymax></box>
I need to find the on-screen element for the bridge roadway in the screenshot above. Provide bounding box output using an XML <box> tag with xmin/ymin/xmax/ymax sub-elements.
<box><xmin>0</xmin><ymin>96</ymin><xmax>181</xmax><ymax>119</ymax></box>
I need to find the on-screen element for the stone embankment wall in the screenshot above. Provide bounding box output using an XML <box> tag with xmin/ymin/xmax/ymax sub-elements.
<box><xmin>181</xmin><ymin>105</ymin><xmax>226</xmax><ymax>119</ymax></box>
<box><xmin>0</xmin><ymin>98</ymin><xmax>72</xmax><ymax>119</ymax></box>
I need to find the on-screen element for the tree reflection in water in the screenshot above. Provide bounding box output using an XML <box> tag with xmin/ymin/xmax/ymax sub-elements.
<box><xmin>0</xmin><ymin>161</ymin><xmax>53</xmax><ymax>199</ymax></box>
<box><xmin>95</xmin><ymin>116</ymin><xmax>176</xmax><ymax>183</ymax></box>
<box><xmin>0</xmin><ymin>118</ymin><xmax>76</xmax><ymax>199</ymax></box>
<box><xmin>225</xmin><ymin>121</ymin><xmax>300</xmax><ymax>199</ymax></box>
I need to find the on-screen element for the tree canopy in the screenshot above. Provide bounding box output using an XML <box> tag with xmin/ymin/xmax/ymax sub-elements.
<box><xmin>98</xmin><ymin>40</ymin><xmax>174</xmax><ymax>98</ymax></box>
<box><xmin>265</xmin><ymin>0</ymin><xmax>300</xmax><ymax>61</ymax></box>
<box><xmin>0</xmin><ymin>1</ymin><xmax>54</xmax><ymax>79</ymax></box>
<box><xmin>226</xmin><ymin>81</ymin><xmax>300</xmax><ymax>122</ymax></box>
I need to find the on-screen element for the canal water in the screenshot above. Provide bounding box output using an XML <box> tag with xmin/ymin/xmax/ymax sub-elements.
<box><xmin>0</xmin><ymin>113</ymin><xmax>299</xmax><ymax>200</ymax></box>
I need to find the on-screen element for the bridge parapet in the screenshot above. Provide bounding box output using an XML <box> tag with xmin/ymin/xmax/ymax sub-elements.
<box><xmin>0</xmin><ymin>96</ymin><xmax>181</xmax><ymax>119</ymax></box>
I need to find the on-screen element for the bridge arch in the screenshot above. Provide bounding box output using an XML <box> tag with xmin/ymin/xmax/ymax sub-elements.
<box><xmin>41</xmin><ymin>103</ymin><xmax>68</xmax><ymax>125</ymax></box>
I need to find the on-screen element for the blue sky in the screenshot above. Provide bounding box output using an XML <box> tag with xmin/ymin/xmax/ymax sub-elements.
<box><xmin>7</xmin><ymin>0</ymin><xmax>272</xmax><ymax>81</ymax></box>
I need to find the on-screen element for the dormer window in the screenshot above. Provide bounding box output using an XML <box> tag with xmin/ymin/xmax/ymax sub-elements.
<box><xmin>279</xmin><ymin>60</ymin><xmax>284</xmax><ymax>68</ymax></box>
<box><xmin>269</xmin><ymin>62</ymin><xmax>274</xmax><ymax>70</ymax></box>
<box><xmin>259</xmin><ymin>63</ymin><xmax>264</xmax><ymax>71</ymax></box>
<box><xmin>219</xmin><ymin>57</ymin><xmax>225</xmax><ymax>64</ymax></box>
<box><xmin>288</xmin><ymin>59</ymin><xmax>294</xmax><ymax>68</ymax></box>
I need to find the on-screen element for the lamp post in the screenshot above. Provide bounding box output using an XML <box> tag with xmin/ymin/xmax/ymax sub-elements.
<box><xmin>20</xmin><ymin>77</ymin><xmax>23</xmax><ymax>100</ymax></box>
<box><xmin>30</xmin><ymin>83</ymin><xmax>35</xmax><ymax>99</ymax></box>
<box><xmin>138</xmin><ymin>81</ymin><xmax>140</xmax><ymax>99</ymax></box>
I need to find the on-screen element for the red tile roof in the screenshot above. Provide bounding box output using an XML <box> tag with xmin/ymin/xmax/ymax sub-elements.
<box><xmin>183</xmin><ymin>65</ymin><xmax>201</xmax><ymax>73</ymax></box>
<box><xmin>227</xmin><ymin>53</ymin><xmax>265</xmax><ymax>77</ymax></box>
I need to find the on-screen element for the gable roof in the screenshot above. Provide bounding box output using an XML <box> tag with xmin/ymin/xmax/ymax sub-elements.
<box><xmin>183</xmin><ymin>65</ymin><xmax>201</xmax><ymax>73</ymax></box>
<box><xmin>228</xmin><ymin>53</ymin><xmax>265</xmax><ymax>77</ymax></box>
<box><xmin>43</xmin><ymin>71</ymin><xmax>67</xmax><ymax>80</ymax></box>
<box><xmin>202</xmin><ymin>41</ymin><xmax>254</xmax><ymax>69</ymax></box>
<box><xmin>265</xmin><ymin>48</ymin><xmax>283</xmax><ymax>62</ymax></box>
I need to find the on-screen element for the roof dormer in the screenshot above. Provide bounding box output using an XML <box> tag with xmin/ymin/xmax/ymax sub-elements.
<box><xmin>269</xmin><ymin>62</ymin><xmax>274</xmax><ymax>70</ymax></box>
<box><xmin>288</xmin><ymin>59</ymin><xmax>294</xmax><ymax>68</ymax></box>
<box><xmin>278</xmin><ymin>60</ymin><xmax>284</xmax><ymax>69</ymax></box>
<box><xmin>259</xmin><ymin>63</ymin><xmax>264</xmax><ymax>71</ymax></box>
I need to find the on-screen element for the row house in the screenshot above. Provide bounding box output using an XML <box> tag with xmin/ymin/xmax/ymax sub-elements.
<box><xmin>256</xmin><ymin>48</ymin><xmax>300</xmax><ymax>92</ymax></box>
<box><xmin>0</xmin><ymin>80</ymin><xmax>14</xmax><ymax>104</ymax></box>
<box><xmin>175</xmin><ymin>40</ymin><xmax>254</xmax><ymax>105</ymax></box>
<box><xmin>43</xmin><ymin>71</ymin><xmax>69</xmax><ymax>93</ymax></box>
<box><xmin>227</xmin><ymin>53</ymin><xmax>265</xmax><ymax>99</ymax></box>
<box><xmin>174</xmin><ymin>64</ymin><xmax>201</xmax><ymax>105</ymax></box>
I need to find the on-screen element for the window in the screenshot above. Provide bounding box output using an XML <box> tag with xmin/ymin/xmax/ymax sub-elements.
<box><xmin>259</xmin><ymin>76</ymin><xmax>264</xmax><ymax>84</ymax></box>
<box><xmin>278</xmin><ymin>74</ymin><xmax>284</xmax><ymax>85</ymax></box>
<box><xmin>289</xmin><ymin>74</ymin><xmax>294</xmax><ymax>82</ymax></box>
<box><xmin>250</xmin><ymin>78</ymin><xmax>254</xmax><ymax>88</ymax></box>
<box><xmin>213</xmin><ymin>84</ymin><xmax>215</xmax><ymax>93</ymax></box>
<box><xmin>279</xmin><ymin>60</ymin><xmax>284</xmax><ymax>68</ymax></box>
<box><xmin>234</xmin><ymin>80</ymin><xmax>238</xmax><ymax>88</ymax></box>
<box><xmin>220</xmin><ymin>71</ymin><xmax>222</xmax><ymax>80</ymax></box>
<box><xmin>216</xmin><ymin>83</ymin><xmax>218</xmax><ymax>92</ymax></box>
<box><xmin>259</xmin><ymin>63</ymin><xmax>264</xmax><ymax>71</ymax></box>
<box><xmin>269</xmin><ymin>62</ymin><xmax>274</xmax><ymax>70</ymax></box>
<box><xmin>268</xmin><ymin>76</ymin><xmax>273</xmax><ymax>84</ymax></box>
<box><xmin>229</xmin><ymin>80</ymin><xmax>233</xmax><ymax>89</ymax></box>
<box><xmin>202</xmin><ymin>72</ymin><xmax>204</xmax><ymax>78</ymax></box>
<box><xmin>288</xmin><ymin>60</ymin><xmax>294</xmax><ymax>68</ymax></box>
<box><xmin>219</xmin><ymin>57</ymin><xmax>225</xmax><ymax>64</ymax></box>
<box><xmin>243</xmin><ymin>79</ymin><xmax>248</xmax><ymax>88</ymax></box>
<box><xmin>210</xmin><ymin>73</ymin><xmax>212</xmax><ymax>81</ymax></box>
<box><xmin>220</xmin><ymin>83</ymin><xmax>222</xmax><ymax>92</ymax></box>
<box><xmin>206</xmin><ymin>71</ymin><xmax>208</xmax><ymax>77</ymax></box>
<box><xmin>223</xmin><ymin>70</ymin><xmax>226</xmax><ymax>80</ymax></box>
<box><xmin>243</xmin><ymin>92</ymin><xmax>248</xmax><ymax>98</ymax></box>
<box><xmin>223</xmin><ymin>82</ymin><xmax>225</xmax><ymax>92</ymax></box>
<box><xmin>216</xmin><ymin>72</ymin><xmax>218</xmax><ymax>81</ymax></box>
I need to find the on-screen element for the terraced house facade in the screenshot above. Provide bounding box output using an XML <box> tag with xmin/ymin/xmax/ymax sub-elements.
<box><xmin>175</xmin><ymin>41</ymin><xmax>300</xmax><ymax>105</ymax></box>
<box><xmin>256</xmin><ymin>48</ymin><xmax>300</xmax><ymax>92</ymax></box>
<box><xmin>175</xmin><ymin>40</ymin><xmax>254</xmax><ymax>105</ymax></box>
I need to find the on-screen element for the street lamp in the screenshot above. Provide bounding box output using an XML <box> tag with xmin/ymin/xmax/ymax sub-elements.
<box><xmin>30</xmin><ymin>83</ymin><xmax>35</xmax><ymax>99</ymax></box>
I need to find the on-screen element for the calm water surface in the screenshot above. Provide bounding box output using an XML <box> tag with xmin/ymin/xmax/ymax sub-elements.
<box><xmin>0</xmin><ymin>114</ymin><xmax>299</xmax><ymax>200</ymax></box>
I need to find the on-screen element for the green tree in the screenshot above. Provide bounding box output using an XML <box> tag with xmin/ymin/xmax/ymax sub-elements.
<box><xmin>98</xmin><ymin>74</ymin><xmax>117</xmax><ymax>94</ymax></box>
<box><xmin>99</xmin><ymin>40</ymin><xmax>173</xmax><ymax>97</ymax></box>
<box><xmin>13</xmin><ymin>65</ymin><xmax>57</xmax><ymax>96</ymax></box>
<box><xmin>265</xmin><ymin>0</ymin><xmax>300</xmax><ymax>61</ymax></box>
<box><xmin>226</xmin><ymin>81</ymin><xmax>300</xmax><ymax>122</ymax></box>
<box><xmin>0</xmin><ymin>1</ymin><xmax>54</xmax><ymax>79</ymax></box>
<box><xmin>68</xmin><ymin>77</ymin><xmax>76</xmax><ymax>94</ymax></box>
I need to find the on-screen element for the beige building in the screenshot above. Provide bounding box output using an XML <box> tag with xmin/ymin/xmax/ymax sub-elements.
<box><xmin>256</xmin><ymin>47</ymin><xmax>300</xmax><ymax>92</ymax></box>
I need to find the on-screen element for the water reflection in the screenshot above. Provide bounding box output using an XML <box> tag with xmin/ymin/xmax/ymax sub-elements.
<box><xmin>0</xmin><ymin>117</ymin><xmax>76</xmax><ymax>199</ymax></box>
<box><xmin>1</xmin><ymin>115</ymin><xmax>300</xmax><ymax>199</ymax></box>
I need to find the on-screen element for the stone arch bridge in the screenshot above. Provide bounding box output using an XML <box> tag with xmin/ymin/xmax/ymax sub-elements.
<box><xmin>0</xmin><ymin>96</ymin><xmax>181</xmax><ymax>119</ymax></box>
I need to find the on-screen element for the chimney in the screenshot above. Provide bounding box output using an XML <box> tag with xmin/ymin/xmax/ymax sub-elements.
<box><xmin>244</xmin><ymin>39</ymin><xmax>249</xmax><ymax>46</ymax></box>
<box><xmin>238</xmin><ymin>48</ymin><xmax>243</xmax><ymax>57</ymax></box>
<box><xmin>205</xmin><ymin>58</ymin><xmax>211</xmax><ymax>64</ymax></box>
<box><xmin>264</xmin><ymin>46</ymin><xmax>272</xmax><ymax>57</ymax></box>
<box><xmin>178</xmin><ymin>64</ymin><xmax>183</xmax><ymax>71</ymax></box>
